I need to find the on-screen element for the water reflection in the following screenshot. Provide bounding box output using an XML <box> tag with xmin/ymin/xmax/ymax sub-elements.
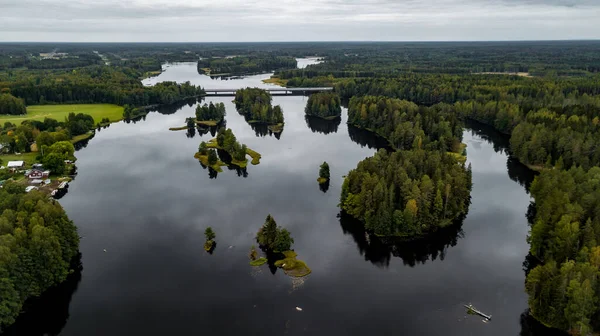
<box><xmin>519</xmin><ymin>310</ymin><xmax>567</xmax><ymax>336</ymax></box>
<box><xmin>465</xmin><ymin>119</ymin><xmax>537</xmax><ymax>191</ymax></box>
<box><xmin>339</xmin><ymin>212</ymin><xmax>465</xmax><ymax>268</ymax></box>
<box><xmin>154</xmin><ymin>98</ymin><xmax>198</xmax><ymax>115</ymax></box>
<box><xmin>347</xmin><ymin>124</ymin><xmax>390</xmax><ymax>150</ymax></box>
<box><xmin>247</xmin><ymin>123</ymin><xmax>283</xmax><ymax>140</ymax></box>
<box><xmin>305</xmin><ymin>115</ymin><xmax>341</xmax><ymax>134</ymax></box>
<box><xmin>0</xmin><ymin>254</ymin><xmax>82</xmax><ymax>336</ymax></box>
<box><xmin>318</xmin><ymin>179</ymin><xmax>330</xmax><ymax>193</ymax></box>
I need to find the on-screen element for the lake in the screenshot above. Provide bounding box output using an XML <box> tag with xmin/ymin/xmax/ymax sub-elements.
<box><xmin>2</xmin><ymin>60</ymin><xmax>561</xmax><ymax>336</ymax></box>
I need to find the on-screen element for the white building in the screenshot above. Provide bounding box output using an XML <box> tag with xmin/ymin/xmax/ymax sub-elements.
<box><xmin>7</xmin><ymin>161</ymin><xmax>24</xmax><ymax>169</ymax></box>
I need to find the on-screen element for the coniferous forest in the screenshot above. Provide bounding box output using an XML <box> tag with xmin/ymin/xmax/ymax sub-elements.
<box><xmin>233</xmin><ymin>88</ymin><xmax>284</xmax><ymax>125</ymax></box>
<box><xmin>0</xmin><ymin>184</ymin><xmax>79</xmax><ymax>327</ymax></box>
<box><xmin>304</xmin><ymin>92</ymin><xmax>342</xmax><ymax>120</ymax></box>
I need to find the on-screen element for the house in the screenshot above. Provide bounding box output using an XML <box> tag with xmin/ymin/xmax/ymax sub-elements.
<box><xmin>27</xmin><ymin>170</ymin><xmax>50</xmax><ymax>179</ymax></box>
<box><xmin>7</xmin><ymin>161</ymin><xmax>24</xmax><ymax>169</ymax></box>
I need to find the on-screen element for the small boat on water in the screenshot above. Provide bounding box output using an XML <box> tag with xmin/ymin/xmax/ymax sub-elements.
<box><xmin>58</xmin><ymin>181</ymin><xmax>69</xmax><ymax>189</ymax></box>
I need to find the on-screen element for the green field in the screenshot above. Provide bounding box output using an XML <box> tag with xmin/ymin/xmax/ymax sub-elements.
<box><xmin>0</xmin><ymin>104</ymin><xmax>124</xmax><ymax>124</ymax></box>
<box><xmin>0</xmin><ymin>152</ymin><xmax>38</xmax><ymax>167</ymax></box>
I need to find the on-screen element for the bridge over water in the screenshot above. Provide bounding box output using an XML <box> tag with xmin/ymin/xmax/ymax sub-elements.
<box><xmin>203</xmin><ymin>87</ymin><xmax>333</xmax><ymax>96</ymax></box>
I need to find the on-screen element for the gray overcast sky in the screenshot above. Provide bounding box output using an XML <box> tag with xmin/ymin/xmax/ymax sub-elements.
<box><xmin>1</xmin><ymin>0</ymin><xmax>599</xmax><ymax>42</ymax></box>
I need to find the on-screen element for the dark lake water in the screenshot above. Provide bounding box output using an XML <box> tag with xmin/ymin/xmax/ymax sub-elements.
<box><xmin>2</xmin><ymin>61</ymin><xmax>560</xmax><ymax>336</ymax></box>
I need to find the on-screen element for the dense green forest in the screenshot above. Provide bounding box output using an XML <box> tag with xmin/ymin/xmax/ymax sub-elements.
<box><xmin>196</xmin><ymin>102</ymin><xmax>226</xmax><ymax>123</ymax></box>
<box><xmin>525</xmin><ymin>167</ymin><xmax>600</xmax><ymax>334</ymax></box>
<box><xmin>197</xmin><ymin>55</ymin><xmax>297</xmax><ymax>75</ymax></box>
<box><xmin>0</xmin><ymin>183</ymin><xmax>79</xmax><ymax>328</ymax></box>
<box><xmin>305</xmin><ymin>92</ymin><xmax>341</xmax><ymax>120</ymax></box>
<box><xmin>0</xmin><ymin>93</ymin><xmax>26</xmax><ymax>115</ymax></box>
<box><xmin>234</xmin><ymin>88</ymin><xmax>284</xmax><ymax>125</ymax></box>
<box><xmin>1</xmin><ymin>113</ymin><xmax>96</xmax><ymax>155</ymax></box>
<box><xmin>341</xmin><ymin>149</ymin><xmax>471</xmax><ymax>238</ymax></box>
<box><xmin>347</xmin><ymin>96</ymin><xmax>463</xmax><ymax>153</ymax></box>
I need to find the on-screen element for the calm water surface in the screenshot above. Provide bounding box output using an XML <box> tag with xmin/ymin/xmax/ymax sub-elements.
<box><xmin>3</xmin><ymin>62</ymin><xmax>556</xmax><ymax>336</ymax></box>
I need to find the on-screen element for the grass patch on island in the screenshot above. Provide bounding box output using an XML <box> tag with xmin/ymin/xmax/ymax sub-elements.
<box><xmin>0</xmin><ymin>104</ymin><xmax>124</xmax><ymax>125</ymax></box>
<box><xmin>268</xmin><ymin>123</ymin><xmax>284</xmax><ymax>134</ymax></box>
<box><xmin>317</xmin><ymin>177</ymin><xmax>328</xmax><ymax>184</ymax></box>
<box><xmin>274</xmin><ymin>251</ymin><xmax>312</xmax><ymax>277</ymax></box>
<box><xmin>261</xmin><ymin>76</ymin><xmax>288</xmax><ymax>87</ymax></box>
<box><xmin>169</xmin><ymin>126</ymin><xmax>189</xmax><ymax>131</ymax></box>
<box><xmin>205</xmin><ymin>138</ymin><xmax>261</xmax><ymax>166</ymax></box>
<box><xmin>196</xmin><ymin>120</ymin><xmax>219</xmax><ymax>127</ymax></box>
<box><xmin>249</xmin><ymin>257</ymin><xmax>268</xmax><ymax>266</ymax></box>
<box><xmin>194</xmin><ymin>152</ymin><xmax>224</xmax><ymax>172</ymax></box>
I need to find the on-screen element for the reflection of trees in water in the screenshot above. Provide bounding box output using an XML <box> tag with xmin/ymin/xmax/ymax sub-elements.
<box><xmin>1</xmin><ymin>254</ymin><xmax>83</xmax><ymax>336</ymax></box>
<box><xmin>305</xmin><ymin>115</ymin><xmax>340</xmax><ymax>135</ymax></box>
<box><xmin>318</xmin><ymin>180</ymin><xmax>330</xmax><ymax>193</ymax></box>
<box><xmin>186</xmin><ymin>127</ymin><xmax>196</xmax><ymax>138</ymax></box>
<box><xmin>465</xmin><ymin>119</ymin><xmax>537</xmax><ymax>192</ymax></box>
<box><xmin>73</xmin><ymin>134</ymin><xmax>94</xmax><ymax>151</ymax></box>
<box><xmin>198</xmin><ymin>151</ymin><xmax>248</xmax><ymax>179</ymax></box>
<box><xmin>347</xmin><ymin>124</ymin><xmax>390</xmax><ymax>150</ymax></box>
<box><xmin>339</xmin><ymin>212</ymin><xmax>465</xmax><ymax>268</ymax></box>
<box><xmin>519</xmin><ymin>310</ymin><xmax>567</xmax><ymax>336</ymax></box>
<box><xmin>154</xmin><ymin>98</ymin><xmax>197</xmax><ymax>115</ymax></box>
<box><xmin>195</xmin><ymin>124</ymin><xmax>220</xmax><ymax>139</ymax></box>
<box><xmin>248</xmin><ymin>123</ymin><xmax>283</xmax><ymax>140</ymax></box>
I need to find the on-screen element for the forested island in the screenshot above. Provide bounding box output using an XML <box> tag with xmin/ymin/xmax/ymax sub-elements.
<box><xmin>169</xmin><ymin>102</ymin><xmax>226</xmax><ymax>131</ymax></box>
<box><xmin>197</xmin><ymin>55</ymin><xmax>297</xmax><ymax>75</ymax></box>
<box><xmin>254</xmin><ymin>215</ymin><xmax>311</xmax><ymax>277</ymax></box>
<box><xmin>0</xmin><ymin>183</ymin><xmax>79</xmax><ymax>328</ymax></box>
<box><xmin>341</xmin><ymin>149</ymin><xmax>471</xmax><ymax>238</ymax></box>
<box><xmin>234</xmin><ymin>88</ymin><xmax>284</xmax><ymax>135</ymax></box>
<box><xmin>195</xmin><ymin>127</ymin><xmax>261</xmax><ymax>171</ymax></box>
<box><xmin>304</xmin><ymin>92</ymin><xmax>342</xmax><ymax>120</ymax></box>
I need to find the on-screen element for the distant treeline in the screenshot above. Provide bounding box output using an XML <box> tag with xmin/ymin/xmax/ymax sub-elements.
<box><xmin>197</xmin><ymin>55</ymin><xmax>297</xmax><ymax>75</ymax></box>
<box><xmin>0</xmin><ymin>66</ymin><xmax>204</xmax><ymax>107</ymax></box>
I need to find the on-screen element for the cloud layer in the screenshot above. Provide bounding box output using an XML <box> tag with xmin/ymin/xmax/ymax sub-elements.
<box><xmin>1</xmin><ymin>0</ymin><xmax>599</xmax><ymax>41</ymax></box>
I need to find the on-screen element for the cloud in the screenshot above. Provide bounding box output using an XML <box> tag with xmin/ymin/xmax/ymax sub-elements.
<box><xmin>0</xmin><ymin>0</ymin><xmax>599</xmax><ymax>41</ymax></box>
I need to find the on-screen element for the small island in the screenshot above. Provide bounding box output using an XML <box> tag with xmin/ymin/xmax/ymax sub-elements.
<box><xmin>204</xmin><ymin>227</ymin><xmax>216</xmax><ymax>253</ymax></box>
<box><xmin>305</xmin><ymin>92</ymin><xmax>342</xmax><ymax>120</ymax></box>
<box><xmin>169</xmin><ymin>102</ymin><xmax>226</xmax><ymax>131</ymax></box>
<box><xmin>194</xmin><ymin>127</ymin><xmax>261</xmax><ymax>171</ymax></box>
<box><xmin>234</xmin><ymin>88</ymin><xmax>284</xmax><ymax>134</ymax></box>
<box><xmin>254</xmin><ymin>214</ymin><xmax>311</xmax><ymax>277</ymax></box>
<box><xmin>341</xmin><ymin>149</ymin><xmax>471</xmax><ymax>239</ymax></box>
<box><xmin>317</xmin><ymin>161</ymin><xmax>330</xmax><ymax>184</ymax></box>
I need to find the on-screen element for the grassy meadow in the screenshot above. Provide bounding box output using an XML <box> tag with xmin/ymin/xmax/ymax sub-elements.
<box><xmin>0</xmin><ymin>104</ymin><xmax>124</xmax><ymax>124</ymax></box>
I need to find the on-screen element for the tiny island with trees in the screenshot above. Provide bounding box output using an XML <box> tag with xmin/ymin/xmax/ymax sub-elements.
<box><xmin>169</xmin><ymin>102</ymin><xmax>226</xmax><ymax>131</ymax></box>
<box><xmin>204</xmin><ymin>227</ymin><xmax>216</xmax><ymax>253</ymax></box>
<box><xmin>251</xmin><ymin>214</ymin><xmax>311</xmax><ymax>277</ymax></box>
<box><xmin>234</xmin><ymin>88</ymin><xmax>284</xmax><ymax>135</ymax></box>
<box><xmin>195</xmin><ymin>127</ymin><xmax>261</xmax><ymax>172</ymax></box>
<box><xmin>305</xmin><ymin>92</ymin><xmax>342</xmax><ymax>120</ymax></box>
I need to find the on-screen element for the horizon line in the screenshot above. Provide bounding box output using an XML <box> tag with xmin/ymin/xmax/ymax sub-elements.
<box><xmin>1</xmin><ymin>39</ymin><xmax>599</xmax><ymax>44</ymax></box>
